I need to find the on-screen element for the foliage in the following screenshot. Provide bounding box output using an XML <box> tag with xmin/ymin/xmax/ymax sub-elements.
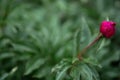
<box><xmin>0</xmin><ymin>0</ymin><xmax>120</xmax><ymax>80</ymax></box>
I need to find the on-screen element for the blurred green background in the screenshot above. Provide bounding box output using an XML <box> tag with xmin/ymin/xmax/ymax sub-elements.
<box><xmin>0</xmin><ymin>0</ymin><xmax>120</xmax><ymax>80</ymax></box>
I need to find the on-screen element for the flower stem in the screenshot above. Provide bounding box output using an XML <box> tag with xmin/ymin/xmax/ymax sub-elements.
<box><xmin>77</xmin><ymin>33</ymin><xmax>103</xmax><ymax>60</ymax></box>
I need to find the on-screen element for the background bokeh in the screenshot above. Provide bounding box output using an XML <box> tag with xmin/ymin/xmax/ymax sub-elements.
<box><xmin>0</xmin><ymin>0</ymin><xmax>120</xmax><ymax>80</ymax></box>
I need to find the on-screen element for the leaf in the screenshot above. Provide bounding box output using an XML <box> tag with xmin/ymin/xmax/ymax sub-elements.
<box><xmin>80</xmin><ymin>17</ymin><xmax>92</xmax><ymax>50</ymax></box>
<box><xmin>12</xmin><ymin>43</ymin><xmax>36</xmax><ymax>53</ymax></box>
<box><xmin>0</xmin><ymin>53</ymin><xmax>14</xmax><ymax>60</ymax></box>
<box><xmin>33</xmin><ymin>66</ymin><xmax>51</xmax><ymax>78</ymax></box>
<box><xmin>52</xmin><ymin>59</ymin><xmax>72</xmax><ymax>80</ymax></box>
<box><xmin>95</xmin><ymin>38</ymin><xmax>105</xmax><ymax>52</ymax></box>
<box><xmin>88</xmin><ymin>65</ymin><xmax>100</xmax><ymax>80</ymax></box>
<box><xmin>70</xmin><ymin>66</ymin><xmax>81</xmax><ymax>80</ymax></box>
<box><xmin>95</xmin><ymin>38</ymin><xmax>108</xmax><ymax>59</ymax></box>
<box><xmin>52</xmin><ymin>59</ymin><xmax>71</xmax><ymax>73</ymax></box>
<box><xmin>70</xmin><ymin>62</ymin><xmax>100</xmax><ymax>80</ymax></box>
<box><xmin>56</xmin><ymin>65</ymin><xmax>70</xmax><ymax>80</ymax></box>
<box><xmin>0</xmin><ymin>73</ymin><xmax>9</xmax><ymax>80</ymax></box>
<box><xmin>80</xmin><ymin>63</ymin><xmax>100</xmax><ymax>80</ymax></box>
<box><xmin>83</xmin><ymin>57</ymin><xmax>102</xmax><ymax>68</ymax></box>
<box><xmin>24</xmin><ymin>58</ymin><xmax>46</xmax><ymax>75</ymax></box>
<box><xmin>79</xmin><ymin>64</ymin><xmax>92</xmax><ymax>80</ymax></box>
<box><xmin>74</xmin><ymin>29</ymin><xmax>81</xmax><ymax>57</ymax></box>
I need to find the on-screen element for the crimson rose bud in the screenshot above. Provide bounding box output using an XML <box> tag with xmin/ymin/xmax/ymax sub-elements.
<box><xmin>100</xmin><ymin>21</ymin><xmax>116</xmax><ymax>38</ymax></box>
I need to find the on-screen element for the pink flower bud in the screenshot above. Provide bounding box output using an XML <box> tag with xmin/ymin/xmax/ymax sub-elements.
<box><xmin>100</xmin><ymin>21</ymin><xmax>116</xmax><ymax>38</ymax></box>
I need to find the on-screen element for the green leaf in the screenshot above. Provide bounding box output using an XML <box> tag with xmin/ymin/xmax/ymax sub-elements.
<box><xmin>56</xmin><ymin>65</ymin><xmax>70</xmax><ymax>80</ymax></box>
<box><xmin>80</xmin><ymin>63</ymin><xmax>100</xmax><ymax>80</ymax></box>
<box><xmin>70</xmin><ymin>62</ymin><xmax>100</xmax><ymax>80</ymax></box>
<box><xmin>83</xmin><ymin>57</ymin><xmax>102</xmax><ymax>68</ymax></box>
<box><xmin>0</xmin><ymin>53</ymin><xmax>14</xmax><ymax>60</ymax></box>
<box><xmin>24</xmin><ymin>58</ymin><xmax>46</xmax><ymax>75</ymax></box>
<box><xmin>12</xmin><ymin>43</ymin><xmax>36</xmax><ymax>53</ymax></box>
<box><xmin>95</xmin><ymin>38</ymin><xmax>108</xmax><ymax>59</ymax></box>
<box><xmin>74</xmin><ymin>29</ymin><xmax>81</xmax><ymax>56</ymax></box>
<box><xmin>33</xmin><ymin>66</ymin><xmax>51</xmax><ymax>78</ymax></box>
<box><xmin>0</xmin><ymin>73</ymin><xmax>9</xmax><ymax>80</ymax></box>
<box><xmin>52</xmin><ymin>59</ymin><xmax>71</xmax><ymax>73</ymax></box>
<box><xmin>70</xmin><ymin>66</ymin><xmax>81</xmax><ymax>80</ymax></box>
<box><xmin>78</xmin><ymin>64</ymin><xmax>90</xmax><ymax>80</ymax></box>
<box><xmin>80</xmin><ymin>17</ymin><xmax>92</xmax><ymax>50</ymax></box>
<box><xmin>88</xmin><ymin>65</ymin><xmax>100</xmax><ymax>80</ymax></box>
